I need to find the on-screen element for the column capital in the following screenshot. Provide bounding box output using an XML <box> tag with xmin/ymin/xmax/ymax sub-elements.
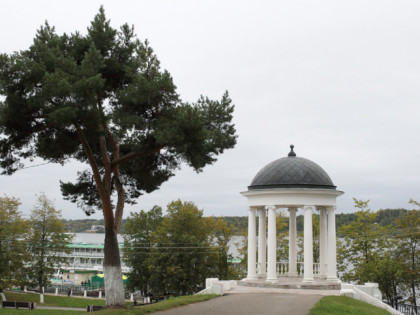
<box><xmin>326</xmin><ymin>206</ymin><xmax>336</xmax><ymax>212</ymax></box>
<box><xmin>265</xmin><ymin>205</ymin><xmax>276</xmax><ymax>211</ymax></box>
<box><xmin>258</xmin><ymin>208</ymin><xmax>266</xmax><ymax>216</ymax></box>
<box><xmin>303</xmin><ymin>205</ymin><xmax>315</xmax><ymax>211</ymax></box>
<box><xmin>288</xmin><ymin>207</ymin><xmax>298</xmax><ymax>213</ymax></box>
<box><xmin>318</xmin><ymin>207</ymin><xmax>326</xmax><ymax>215</ymax></box>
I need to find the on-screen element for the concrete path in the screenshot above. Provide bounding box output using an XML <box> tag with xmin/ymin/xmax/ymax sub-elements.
<box><xmin>153</xmin><ymin>293</ymin><xmax>323</xmax><ymax>315</ymax></box>
<box><xmin>153</xmin><ymin>280</ymin><xmax>340</xmax><ymax>315</ymax></box>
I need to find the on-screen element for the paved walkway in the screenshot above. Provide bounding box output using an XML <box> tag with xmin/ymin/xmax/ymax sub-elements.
<box><xmin>153</xmin><ymin>293</ymin><xmax>322</xmax><ymax>315</ymax></box>
<box><xmin>16</xmin><ymin>282</ymin><xmax>340</xmax><ymax>314</ymax></box>
<box><xmin>153</xmin><ymin>285</ymin><xmax>340</xmax><ymax>315</ymax></box>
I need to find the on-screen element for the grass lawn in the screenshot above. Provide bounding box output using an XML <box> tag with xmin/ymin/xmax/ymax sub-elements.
<box><xmin>94</xmin><ymin>295</ymin><xmax>219</xmax><ymax>315</ymax></box>
<box><xmin>4</xmin><ymin>291</ymin><xmax>106</xmax><ymax>308</ymax></box>
<box><xmin>0</xmin><ymin>310</ymin><xmax>81</xmax><ymax>314</ymax></box>
<box><xmin>1</xmin><ymin>292</ymin><xmax>218</xmax><ymax>314</ymax></box>
<box><xmin>309</xmin><ymin>296</ymin><xmax>392</xmax><ymax>315</ymax></box>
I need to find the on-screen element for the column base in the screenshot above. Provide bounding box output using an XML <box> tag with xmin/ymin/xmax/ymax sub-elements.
<box><xmin>257</xmin><ymin>273</ymin><xmax>267</xmax><ymax>279</ymax></box>
<box><xmin>317</xmin><ymin>273</ymin><xmax>327</xmax><ymax>280</ymax></box>
<box><xmin>326</xmin><ymin>276</ymin><xmax>340</xmax><ymax>283</ymax></box>
<box><xmin>245</xmin><ymin>275</ymin><xmax>258</xmax><ymax>281</ymax></box>
<box><xmin>302</xmin><ymin>277</ymin><xmax>315</xmax><ymax>283</ymax></box>
<box><xmin>288</xmin><ymin>271</ymin><xmax>298</xmax><ymax>277</ymax></box>
<box><xmin>265</xmin><ymin>277</ymin><xmax>278</xmax><ymax>283</ymax></box>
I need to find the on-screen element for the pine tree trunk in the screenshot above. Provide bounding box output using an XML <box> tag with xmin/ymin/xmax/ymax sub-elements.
<box><xmin>103</xmin><ymin>226</ymin><xmax>125</xmax><ymax>307</ymax></box>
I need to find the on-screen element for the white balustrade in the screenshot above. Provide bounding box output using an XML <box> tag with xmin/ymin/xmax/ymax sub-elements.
<box><xmin>271</xmin><ymin>262</ymin><xmax>322</xmax><ymax>277</ymax></box>
<box><xmin>276</xmin><ymin>262</ymin><xmax>289</xmax><ymax>276</ymax></box>
<box><xmin>313</xmin><ymin>263</ymin><xmax>320</xmax><ymax>275</ymax></box>
<box><xmin>256</xmin><ymin>262</ymin><xmax>261</xmax><ymax>275</ymax></box>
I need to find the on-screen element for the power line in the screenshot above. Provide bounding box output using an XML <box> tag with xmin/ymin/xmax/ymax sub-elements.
<box><xmin>19</xmin><ymin>162</ymin><xmax>52</xmax><ymax>170</ymax></box>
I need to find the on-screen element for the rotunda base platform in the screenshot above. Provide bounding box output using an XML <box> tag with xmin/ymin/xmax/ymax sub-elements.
<box><xmin>240</xmin><ymin>277</ymin><xmax>341</xmax><ymax>290</ymax></box>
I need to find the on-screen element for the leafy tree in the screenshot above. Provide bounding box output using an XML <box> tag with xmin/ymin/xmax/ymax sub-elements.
<box><xmin>276</xmin><ymin>212</ymin><xmax>289</xmax><ymax>274</ymax></box>
<box><xmin>0</xmin><ymin>7</ymin><xmax>236</xmax><ymax>306</ymax></box>
<box><xmin>312</xmin><ymin>213</ymin><xmax>320</xmax><ymax>264</ymax></box>
<box><xmin>25</xmin><ymin>193</ymin><xmax>72</xmax><ymax>297</ymax></box>
<box><xmin>210</xmin><ymin>217</ymin><xmax>238</xmax><ymax>280</ymax></box>
<box><xmin>221</xmin><ymin>216</ymin><xmax>247</xmax><ymax>235</ymax></box>
<box><xmin>337</xmin><ymin>198</ymin><xmax>409</xmax><ymax>306</ymax></box>
<box><xmin>369</xmin><ymin>250</ymin><xmax>404</xmax><ymax>307</ymax></box>
<box><xmin>236</xmin><ymin>224</ymin><xmax>248</xmax><ymax>279</ymax></box>
<box><xmin>337</xmin><ymin>199</ymin><xmax>393</xmax><ymax>284</ymax></box>
<box><xmin>148</xmin><ymin>200</ymin><xmax>215</xmax><ymax>295</ymax></box>
<box><xmin>123</xmin><ymin>206</ymin><xmax>163</xmax><ymax>294</ymax></box>
<box><xmin>0</xmin><ymin>196</ymin><xmax>29</xmax><ymax>291</ymax></box>
<box><xmin>395</xmin><ymin>201</ymin><xmax>420</xmax><ymax>307</ymax></box>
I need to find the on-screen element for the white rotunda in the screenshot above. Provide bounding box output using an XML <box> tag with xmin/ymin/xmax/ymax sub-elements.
<box><xmin>241</xmin><ymin>145</ymin><xmax>343</xmax><ymax>283</ymax></box>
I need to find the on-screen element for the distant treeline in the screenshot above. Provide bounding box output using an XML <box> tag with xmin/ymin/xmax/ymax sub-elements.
<box><xmin>63</xmin><ymin>218</ymin><xmax>104</xmax><ymax>233</ymax></box>
<box><xmin>63</xmin><ymin>208</ymin><xmax>410</xmax><ymax>235</ymax></box>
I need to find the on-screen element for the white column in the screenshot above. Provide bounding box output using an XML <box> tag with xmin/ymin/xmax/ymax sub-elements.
<box><xmin>266</xmin><ymin>205</ymin><xmax>277</xmax><ymax>282</ymax></box>
<box><xmin>288</xmin><ymin>208</ymin><xmax>298</xmax><ymax>277</ymax></box>
<box><xmin>319</xmin><ymin>208</ymin><xmax>328</xmax><ymax>279</ymax></box>
<box><xmin>303</xmin><ymin>205</ymin><xmax>314</xmax><ymax>283</ymax></box>
<box><xmin>258</xmin><ymin>208</ymin><xmax>267</xmax><ymax>277</ymax></box>
<box><xmin>247</xmin><ymin>207</ymin><xmax>257</xmax><ymax>280</ymax></box>
<box><xmin>327</xmin><ymin>206</ymin><xmax>338</xmax><ymax>282</ymax></box>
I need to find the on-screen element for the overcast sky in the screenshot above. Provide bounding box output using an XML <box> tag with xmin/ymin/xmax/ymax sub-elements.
<box><xmin>1</xmin><ymin>0</ymin><xmax>420</xmax><ymax>219</ymax></box>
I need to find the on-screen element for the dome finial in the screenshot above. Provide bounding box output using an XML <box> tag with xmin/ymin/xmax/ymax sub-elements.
<box><xmin>288</xmin><ymin>144</ymin><xmax>296</xmax><ymax>157</ymax></box>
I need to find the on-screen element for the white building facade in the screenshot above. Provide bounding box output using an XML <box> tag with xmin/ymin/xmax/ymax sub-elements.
<box><xmin>56</xmin><ymin>233</ymin><xmax>129</xmax><ymax>285</ymax></box>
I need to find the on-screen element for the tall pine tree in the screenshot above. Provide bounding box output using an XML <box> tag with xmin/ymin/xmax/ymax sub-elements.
<box><xmin>0</xmin><ymin>7</ymin><xmax>236</xmax><ymax>306</ymax></box>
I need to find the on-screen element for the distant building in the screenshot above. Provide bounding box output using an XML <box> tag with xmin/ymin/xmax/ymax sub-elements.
<box><xmin>56</xmin><ymin>233</ymin><xmax>129</xmax><ymax>285</ymax></box>
<box><xmin>54</xmin><ymin>232</ymin><xmax>242</xmax><ymax>286</ymax></box>
<box><xmin>85</xmin><ymin>225</ymin><xmax>105</xmax><ymax>233</ymax></box>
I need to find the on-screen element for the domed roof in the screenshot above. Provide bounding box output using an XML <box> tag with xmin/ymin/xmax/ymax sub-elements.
<box><xmin>248</xmin><ymin>145</ymin><xmax>336</xmax><ymax>190</ymax></box>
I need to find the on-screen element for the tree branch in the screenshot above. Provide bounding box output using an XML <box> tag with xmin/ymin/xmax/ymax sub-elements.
<box><xmin>111</xmin><ymin>145</ymin><xmax>164</xmax><ymax>168</ymax></box>
<box><xmin>104</xmin><ymin>125</ymin><xmax>124</xmax><ymax>233</ymax></box>
<box><xmin>75</xmin><ymin>124</ymin><xmax>114</xmax><ymax>224</ymax></box>
<box><xmin>98</xmin><ymin>124</ymin><xmax>112</xmax><ymax>196</ymax></box>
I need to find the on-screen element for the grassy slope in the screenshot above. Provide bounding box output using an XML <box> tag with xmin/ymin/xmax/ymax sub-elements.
<box><xmin>310</xmin><ymin>296</ymin><xmax>392</xmax><ymax>315</ymax></box>
<box><xmin>4</xmin><ymin>291</ymin><xmax>106</xmax><ymax>307</ymax></box>
<box><xmin>95</xmin><ymin>295</ymin><xmax>219</xmax><ymax>315</ymax></box>
<box><xmin>0</xmin><ymin>310</ymin><xmax>81</xmax><ymax>315</ymax></box>
<box><xmin>1</xmin><ymin>292</ymin><xmax>218</xmax><ymax>314</ymax></box>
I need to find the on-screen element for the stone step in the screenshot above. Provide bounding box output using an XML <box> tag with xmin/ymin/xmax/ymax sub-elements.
<box><xmin>239</xmin><ymin>281</ymin><xmax>341</xmax><ymax>290</ymax></box>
